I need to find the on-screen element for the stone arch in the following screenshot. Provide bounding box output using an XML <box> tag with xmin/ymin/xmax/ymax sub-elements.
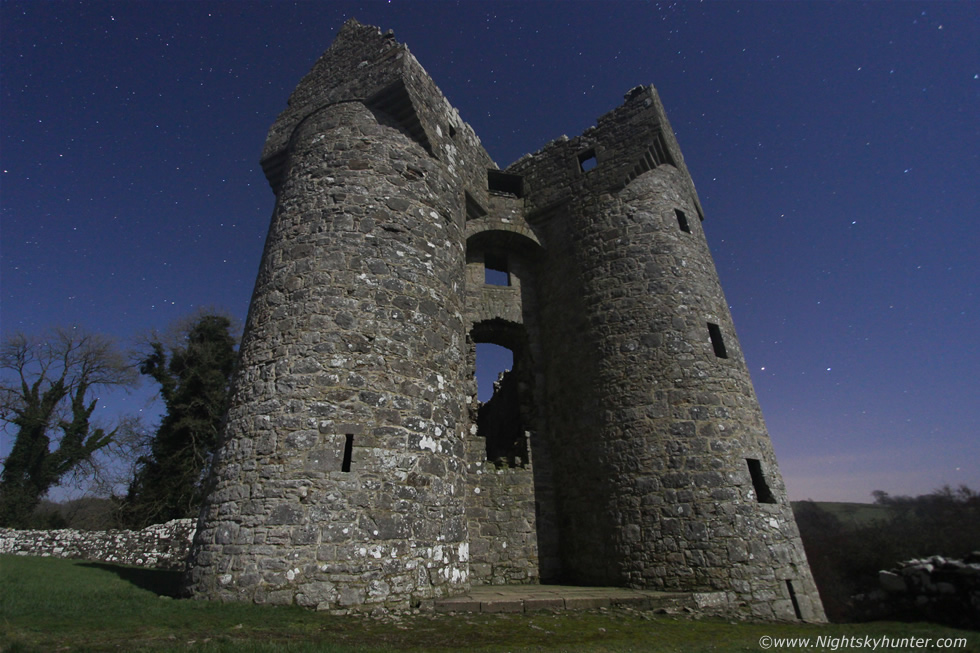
<box><xmin>464</xmin><ymin>219</ymin><xmax>543</xmax><ymax>249</ymax></box>
<box><xmin>465</xmin><ymin>224</ymin><xmax>543</xmax><ymax>281</ymax></box>
<box><xmin>471</xmin><ymin>317</ymin><xmax>529</xmax><ymax>353</ymax></box>
<box><xmin>465</xmin><ymin>227</ymin><xmax>544</xmax><ymax>326</ymax></box>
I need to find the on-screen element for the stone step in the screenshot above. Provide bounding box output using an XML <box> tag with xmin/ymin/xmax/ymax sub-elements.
<box><xmin>433</xmin><ymin>585</ymin><xmax>698</xmax><ymax>614</ymax></box>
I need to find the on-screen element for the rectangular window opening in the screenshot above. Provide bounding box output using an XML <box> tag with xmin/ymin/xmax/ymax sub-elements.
<box><xmin>341</xmin><ymin>434</ymin><xmax>354</xmax><ymax>472</ymax></box>
<box><xmin>786</xmin><ymin>580</ymin><xmax>804</xmax><ymax>620</ymax></box>
<box><xmin>484</xmin><ymin>252</ymin><xmax>510</xmax><ymax>286</ymax></box>
<box><xmin>578</xmin><ymin>149</ymin><xmax>597</xmax><ymax>172</ymax></box>
<box><xmin>675</xmin><ymin>208</ymin><xmax>691</xmax><ymax>233</ymax></box>
<box><xmin>747</xmin><ymin>458</ymin><xmax>776</xmax><ymax>504</ymax></box>
<box><xmin>707</xmin><ymin>322</ymin><xmax>728</xmax><ymax>359</ymax></box>
<box><xmin>487</xmin><ymin>169</ymin><xmax>524</xmax><ymax>197</ymax></box>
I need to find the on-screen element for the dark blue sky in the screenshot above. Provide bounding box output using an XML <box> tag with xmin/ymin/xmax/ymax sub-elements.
<box><xmin>2</xmin><ymin>1</ymin><xmax>977</xmax><ymax>502</ymax></box>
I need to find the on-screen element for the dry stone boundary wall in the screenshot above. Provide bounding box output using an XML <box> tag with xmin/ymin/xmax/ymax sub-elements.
<box><xmin>866</xmin><ymin>554</ymin><xmax>980</xmax><ymax>628</ymax></box>
<box><xmin>0</xmin><ymin>519</ymin><xmax>195</xmax><ymax>571</ymax></box>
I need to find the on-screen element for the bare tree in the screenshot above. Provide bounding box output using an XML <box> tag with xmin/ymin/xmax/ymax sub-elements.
<box><xmin>0</xmin><ymin>327</ymin><xmax>137</xmax><ymax>527</ymax></box>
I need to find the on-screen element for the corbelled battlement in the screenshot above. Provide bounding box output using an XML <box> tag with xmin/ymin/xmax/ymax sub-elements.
<box><xmin>262</xmin><ymin>19</ymin><xmax>493</xmax><ymax>199</ymax></box>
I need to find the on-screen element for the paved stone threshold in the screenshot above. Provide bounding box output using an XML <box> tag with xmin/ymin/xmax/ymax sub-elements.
<box><xmin>434</xmin><ymin>585</ymin><xmax>694</xmax><ymax>614</ymax></box>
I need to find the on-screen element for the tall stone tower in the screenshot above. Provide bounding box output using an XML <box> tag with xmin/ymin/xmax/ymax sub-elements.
<box><xmin>186</xmin><ymin>19</ymin><xmax>826</xmax><ymax>621</ymax></box>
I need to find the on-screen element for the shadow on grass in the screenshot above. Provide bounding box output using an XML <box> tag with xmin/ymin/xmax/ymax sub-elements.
<box><xmin>79</xmin><ymin>562</ymin><xmax>184</xmax><ymax>597</ymax></box>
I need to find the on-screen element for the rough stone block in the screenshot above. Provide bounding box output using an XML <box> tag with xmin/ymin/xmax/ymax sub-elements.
<box><xmin>481</xmin><ymin>599</ymin><xmax>525</xmax><ymax>613</ymax></box>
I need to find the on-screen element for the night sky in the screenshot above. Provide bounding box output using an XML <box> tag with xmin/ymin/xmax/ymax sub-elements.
<box><xmin>2</xmin><ymin>1</ymin><xmax>977</xmax><ymax>503</ymax></box>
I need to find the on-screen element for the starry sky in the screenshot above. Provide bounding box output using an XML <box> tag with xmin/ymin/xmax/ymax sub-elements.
<box><xmin>2</xmin><ymin>1</ymin><xmax>977</xmax><ymax>503</ymax></box>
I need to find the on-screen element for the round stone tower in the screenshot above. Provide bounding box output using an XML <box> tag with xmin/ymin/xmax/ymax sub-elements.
<box><xmin>509</xmin><ymin>86</ymin><xmax>825</xmax><ymax>621</ymax></box>
<box><xmin>185</xmin><ymin>22</ymin><xmax>477</xmax><ymax>611</ymax></box>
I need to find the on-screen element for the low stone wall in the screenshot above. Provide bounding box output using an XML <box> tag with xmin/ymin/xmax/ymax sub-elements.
<box><xmin>859</xmin><ymin>553</ymin><xmax>980</xmax><ymax>628</ymax></box>
<box><xmin>0</xmin><ymin>519</ymin><xmax>196</xmax><ymax>570</ymax></box>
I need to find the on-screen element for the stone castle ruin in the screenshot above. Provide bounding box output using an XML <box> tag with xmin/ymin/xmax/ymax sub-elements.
<box><xmin>185</xmin><ymin>19</ymin><xmax>826</xmax><ymax>621</ymax></box>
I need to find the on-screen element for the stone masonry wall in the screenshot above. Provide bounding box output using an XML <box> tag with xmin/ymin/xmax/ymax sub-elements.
<box><xmin>0</xmin><ymin>519</ymin><xmax>195</xmax><ymax>570</ymax></box>
<box><xmin>464</xmin><ymin>436</ymin><xmax>539</xmax><ymax>586</ymax></box>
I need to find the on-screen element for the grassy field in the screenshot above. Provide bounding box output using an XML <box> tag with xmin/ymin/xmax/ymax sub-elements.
<box><xmin>1</xmin><ymin>555</ymin><xmax>976</xmax><ymax>653</ymax></box>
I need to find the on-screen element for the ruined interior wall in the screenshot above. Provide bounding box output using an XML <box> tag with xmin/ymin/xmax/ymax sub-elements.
<box><xmin>0</xmin><ymin>519</ymin><xmax>195</xmax><ymax>570</ymax></box>
<box><xmin>464</xmin><ymin>433</ymin><xmax>539</xmax><ymax>586</ymax></box>
<box><xmin>461</xmin><ymin>190</ymin><xmax>558</xmax><ymax>585</ymax></box>
<box><xmin>461</xmin><ymin>266</ymin><xmax>542</xmax><ymax>587</ymax></box>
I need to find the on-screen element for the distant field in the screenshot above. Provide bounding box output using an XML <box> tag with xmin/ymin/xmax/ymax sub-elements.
<box><xmin>2</xmin><ymin>555</ymin><xmax>977</xmax><ymax>653</ymax></box>
<box><xmin>792</xmin><ymin>501</ymin><xmax>895</xmax><ymax>529</ymax></box>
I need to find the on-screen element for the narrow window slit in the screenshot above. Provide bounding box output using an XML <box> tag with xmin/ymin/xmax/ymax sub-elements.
<box><xmin>675</xmin><ymin>208</ymin><xmax>691</xmax><ymax>233</ymax></box>
<box><xmin>707</xmin><ymin>322</ymin><xmax>728</xmax><ymax>358</ymax></box>
<box><xmin>746</xmin><ymin>458</ymin><xmax>776</xmax><ymax>503</ymax></box>
<box><xmin>786</xmin><ymin>580</ymin><xmax>804</xmax><ymax>619</ymax></box>
<box><xmin>341</xmin><ymin>434</ymin><xmax>354</xmax><ymax>472</ymax></box>
<box><xmin>484</xmin><ymin>253</ymin><xmax>510</xmax><ymax>286</ymax></box>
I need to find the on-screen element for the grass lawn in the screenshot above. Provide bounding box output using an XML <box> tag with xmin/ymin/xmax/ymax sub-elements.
<box><xmin>1</xmin><ymin>555</ymin><xmax>976</xmax><ymax>652</ymax></box>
